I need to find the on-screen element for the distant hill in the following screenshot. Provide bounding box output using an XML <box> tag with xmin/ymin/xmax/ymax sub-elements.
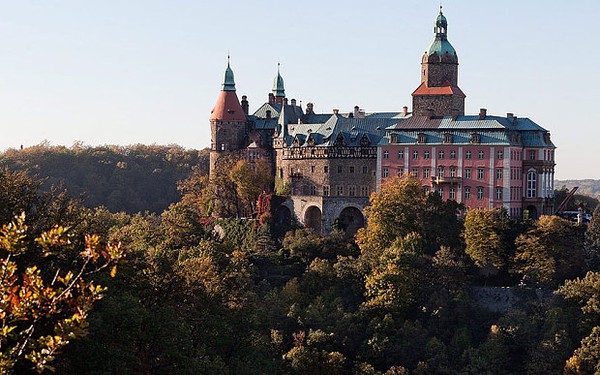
<box><xmin>555</xmin><ymin>179</ymin><xmax>600</xmax><ymax>198</ymax></box>
<box><xmin>0</xmin><ymin>144</ymin><xmax>209</xmax><ymax>214</ymax></box>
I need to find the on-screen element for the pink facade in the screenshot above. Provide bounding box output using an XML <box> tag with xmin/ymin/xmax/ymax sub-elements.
<box><xmin>378</xmin><ymin>139</ymin><xmax>556</xmax><ymax>218</ymax></box>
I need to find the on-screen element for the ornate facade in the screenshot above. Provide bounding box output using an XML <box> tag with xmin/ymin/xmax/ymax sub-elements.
<box><xmin>209</xmin><ymin>8</ymin><xmax>556</xmax><ymax>234</ymax></box>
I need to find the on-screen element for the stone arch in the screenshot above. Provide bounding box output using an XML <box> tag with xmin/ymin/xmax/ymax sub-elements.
<box><xmin>335</xmin><ymin>206</ymin><xmax>365</xmax><ymax>237</ymax></box>
<box><xmin>304</xmin><ymin>206</ymin><xmax>322</xmax><ymax>234</ymax></box>
<box><xmin>526</xmin><ymin>205</ymin><xmax>538</xmax><ymax>220</ymax></box>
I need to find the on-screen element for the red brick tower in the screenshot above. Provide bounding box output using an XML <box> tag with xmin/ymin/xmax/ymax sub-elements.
<box><xmin>209</xmin><ymin>57</ymin><xmax>248</xmax><ymax>172</ymax></box>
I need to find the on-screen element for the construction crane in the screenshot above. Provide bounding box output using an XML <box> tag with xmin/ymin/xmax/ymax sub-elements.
<box><xmin>554</xmin><ymin>187</ymin><xmax>579</xmax><ymax>215</ymax></box>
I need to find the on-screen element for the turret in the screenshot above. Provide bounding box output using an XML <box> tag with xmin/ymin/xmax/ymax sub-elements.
<box><xmin>412</xmin><ymin>7</ymin><xmax>465</xmax><ymax>117</ymax></box>
<box><xmin>209</xmin><ymin>57</ymin><xmax>248</xmax><ymax>172</ymax></box>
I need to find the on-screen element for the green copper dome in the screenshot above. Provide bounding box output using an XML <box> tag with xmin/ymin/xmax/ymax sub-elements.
<box><xmin>222</xmin><ymin>58</ymin><xmax>236</xmax><ymax>92</ymax></box>
<box><xmin>427</xmin><ymin>7</ymin><xmax>457</xmax><ymax>57</ymax></box>
<box><xmin>272</xmin><ymin>63</ymin><xmax>285</xmax><ymax>97</ymax></box>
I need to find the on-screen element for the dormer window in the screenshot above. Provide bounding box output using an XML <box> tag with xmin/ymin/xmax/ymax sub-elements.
<box><xmin>390</xmin><ymin>134</ymin><xmax>398</xmax><ymax>144</ymax></box>
<box><xmin>443</xmin><ymin>133</ymin><xmax>453</xmax><ymax>144</ymax></box>
<box><xmin>470</xmin><ymin>133</ymin><xmax>481</xmax><ymax>144</ymax></box>
<box><xmin>417</xmin><ymin>133</ymin><xmax>427</xmax><ymax>144</ymax></box>
<box><xmin>334</xmin><ymin>133</ymin><xmax>346</xmax><ymax>147</ymax></box>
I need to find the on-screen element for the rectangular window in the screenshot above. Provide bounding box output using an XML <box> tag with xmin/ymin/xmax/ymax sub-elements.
<box><xmin>397</xmin><ymin>167</ymin><xmax>404</xmax><ymax>176</ymax></box>
<box><xmin>529</xmin><ymin>150</ymin><xmax>536</xmax><ymax>160</ymax></box>
<box><xmin>438</xmin><ymin>166</ymin><xmax>444</xmax><ymax>177</ymax></box>
<box><xmin>424</xmin><ymin>151</ymin><xmax>430</xmax><ymax>159</ymax></box>
<box><xmin>496</xmin><ymin>168</ymin><xmax>503</xmax><ymax>179</ymax></box>
<box><xmin>383</xmin><ymin>167</ymin><xmax>389</xmax><ymax>178</ymax></box>
<box><xmin>438</xmin><ymin>187</ymin><xmax>444</xmax><ymax>198</ymax></box>
<box><xmin>423</xmin><ymin>168</ymin><xmax>430</xmax><ymax>178</ymax></box>
<box><xmin>527</xmin><ymin>171</ymin><xmax>537</xmax><ymax>198</ymax></box>
<box><xmin>348</xmin><ymin>186</ymin><xmax>356</xmax><ymax>196</ymax></box>
<box><xmin>478</xmin><ymin>150</ymin><xmax>484</xmax><ymax>159</ymax></box>
<box><xmin>323</xmin><ymin>186</ymin><xmax>330</xmax><ymax>196</ymax></box>
<box><xmin>337</xmin><ymin>186</ymin><xmax>344</xmax><ymax>196</ymax></box>
<box><xmin>398</xmin><ymin>151</ymin><xmax>404</xmax><ymax>159</ymax></box>
<box><xmin>450</xmin><ymin>150</ymin><xmax>456</xmax><ymax>159</ymax></box>
<box><xmin>438</xmin><ymin>150</ymin><xmax>445</xmax><ymax>159</ymax></box>
<box><xmin>311</xmin><ymin>165</ymin><xmax>315</xmax><ymax>173</ymax></box>
<box><xmin>362</xmin><ymin>166</ymin><xmax>368</xmax><ymax>174</ymax></box>
<box><xmin>449</xmin><ymin>188</ymin><xmax>456</xmax><ymax>200</ymax></box>
<box><xmin>349</xmin><ymin>166</ymin><xmax>355</xmax><ymax>174</ymax></box>
<box><xmin>383</xmin><ymin>150</ymin><xmax>389</xmax><ymax>159</ymax></box>
<box><xmin>361</xmin><ymin>186</ymin><xmax>369</xmax><ymax>197</ymax></box>
<box><xmin>496</xmin><ymin>187</ymin><xmax>502</xmax><ymax>200</ymax></box>
<box><xmin>477</xmin><ymin>187</ymin><xmax>484</xmax><ymax>200</ymax></box>
<box><xmin>450</xmin><ymin>166</ymin><xmax>457</xmax><ymax>177</ymax></box>
<box><xmin>413</xmin><ymin>151</ymin><xmax>419</xmax><ymax>159</ymax></box>
<box><xmin>465</xmin><ymin>168</ymin><xmax>472</xmax><ymax>179</ymax></box>
<box><xmin>478</xmin><ymin>168</ymin><xmax>484</xmax><ymax>179</ymax></box>
<box><xmin>310</xmin><ymin>185</ymin><xmax>316</xmax><ymax>195</ymax></box>
<box><xmin>464</xmin><ymin>186</ymin><xmax>471</xmax><ymax>200</ymax></box>
<box><xmin>412</xmin><ymin>168</ymin><xmax>418</xmax><ymax>177</ymax></box>
<box><xmin>497</xmin><ymin>150</ymin><xmax>504</xmax><ymax>160</ymax></box>
<box><xmin>324</xmin><ymin>166</ymin><xmax>329</xmax><ymax>173</ymax></box>
<box><xmin>338</xmin><ymin>166</ymin><xmax>343</xmax><ymax>173</ymax></box>
<box><xmin>465</xmin><ymin>151</ymin><xmax>472</xmax><ymax>159</ymax></box>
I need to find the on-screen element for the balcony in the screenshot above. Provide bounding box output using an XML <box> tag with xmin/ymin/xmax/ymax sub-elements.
<box><xmin>431</xmin><ymin>176</ymin><xmax>462</xmax><ymax>185</ymax></box>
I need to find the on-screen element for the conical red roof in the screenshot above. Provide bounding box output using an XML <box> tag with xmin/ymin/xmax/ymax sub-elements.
<box><xmin>209</xmin><ymin>90</ymin><xmax>246</xmax><ymax>121</ymax></box>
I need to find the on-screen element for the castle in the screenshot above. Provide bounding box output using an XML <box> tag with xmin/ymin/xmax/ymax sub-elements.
<box><xmin>209</xmin><ymin>8</ymin><xmax>556</xmax><ymax>235</ymax></box>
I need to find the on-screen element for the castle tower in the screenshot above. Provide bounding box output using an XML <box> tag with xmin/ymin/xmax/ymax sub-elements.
<box><xmin>209</xmin><ymin>57</ymin><xmax>248</xmax><ymax>172</ymax></box>
<box><xmin>412</xmin><ymin>7</ymin><xmax>466</xmax><ymax>117</ymax></box>
<box><xmin>269</xmin><ymin>63</ymin><xmax>286</xmax><ymax>105</ymax></box>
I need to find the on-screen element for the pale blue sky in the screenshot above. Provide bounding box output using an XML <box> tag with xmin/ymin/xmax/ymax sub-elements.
<box><xmin>0</xmin><ymin>1</ymin><xmax>598</xmax><ymax>179</ymax></box>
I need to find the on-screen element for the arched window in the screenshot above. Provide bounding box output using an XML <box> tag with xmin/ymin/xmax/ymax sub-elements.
<box><xmin>527</xmin><ymin>170</ymin><xmax>537</xmax><ymax>198</ymax></box>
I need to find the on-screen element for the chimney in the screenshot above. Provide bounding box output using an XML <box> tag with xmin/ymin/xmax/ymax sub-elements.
<box><xmin>513</xmin><ymin>115</ymin><xmax>518</xmax><ymax>125</ymax></box>
<box><xmin>402</xmin><ymin>106</ymin><xmax>408</xmax><ymax>117</ymax></box>
<box><xmin>266</xmin><ymin>110</ymin><xmax>272</xmax><ymax>119</ymax></box>
<box><xmin>353</xmin><ymin>105</ymin><xmax>360</xmax><ymax>118</ymax></box>
<box><xmin>506</xmin><ymin>112</ymin><xmax>514</xmax><ymax>119</ymax></box>
<box><xmin>333</xmin><ymin>108</ymin><xmax>339</xmax><ymax>115</ymax></box>
<box><xmin>284</xmin><ymin>98</ymin><xmax>288</xmax><ymax>105</ymax></box>
<box><xmin>241</xmin><ymin>95</ymin><xmax>249</xmax><ymax>115</ymax></box>
<box><xmin>306</xmin><ymin>102</ymin><xmax>314</xmax><ymax>114</ymax></box>
<box><xmin>268</xmin><ymin>93</ymin><xmax>275</xmax><ymax>104</ymax></box>
<box><xmin>479</xmin><ymin>108</ymin><xmax>487</xmax><ymax>120</ymax></box>
<box><xmin>290</xmin><ymin>98</ymin><xmax>296</xmax><ymax>106</ymax></box>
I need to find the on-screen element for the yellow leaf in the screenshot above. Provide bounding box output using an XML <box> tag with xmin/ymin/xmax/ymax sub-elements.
<box><xmin>110</xmin><ymin>265</ymin><xmax>117</xmax><ymax>278</ymax></box>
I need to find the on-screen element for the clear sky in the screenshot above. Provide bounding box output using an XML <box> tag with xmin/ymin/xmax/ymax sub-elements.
<box><xmin>0</xmin><ymin>1</ymin><xmax>598</xmax><ymax>179</ymax></box>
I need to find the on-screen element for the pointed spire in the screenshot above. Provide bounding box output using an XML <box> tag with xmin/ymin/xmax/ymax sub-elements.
<box><xmin>222</xmin><ymin>55</ymin><xmax>236</xmax><ymax>91</ymax></box>
<box><xmin>278</xmin><ymin>99</ymin><xmax>289</xmax><ymax>141</ymax></box>
<box><xmin>272</xmin><ymin>63</ymin><xmax>285</xmax><ymax>98</ymax></box>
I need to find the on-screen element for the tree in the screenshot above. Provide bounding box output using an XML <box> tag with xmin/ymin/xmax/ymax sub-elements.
<box><xmin>514</xmin><ymin>215</ymin><xmax>585</xmax><ymax>285</ymax></box>
<box><xmin>0</xmin><ymin>214</ymin><xmax>123</xmax><ymax>373</ymax></box>
<box><xmin>558</xmin><ymin>272</ymin><xmax>600</xmax><ymax>374</ymax></box>
<box><xmin>356</xmin><ymin>176</ymin><xmax>427</xmax><ymax>262</ymax></box>
<box><xmin>364</xmin><ymin>233</ymin><xmax>426</xmax><ymax>313</ymax></box>
<box><xmin>586</xmin><ymin>205</ymin><xmax>600</xmax><ymax>251</ymax></box>
<box><xmin>463</xmin><ymin>208</ymin><xmax>508</xmax><ymax>268</ymax></box>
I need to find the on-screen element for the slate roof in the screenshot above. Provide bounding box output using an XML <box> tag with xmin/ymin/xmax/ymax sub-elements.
<box><xmin>383</xmin><ymin>115</ymin><xmax>555</xmax><ymax>148</ymax></box>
